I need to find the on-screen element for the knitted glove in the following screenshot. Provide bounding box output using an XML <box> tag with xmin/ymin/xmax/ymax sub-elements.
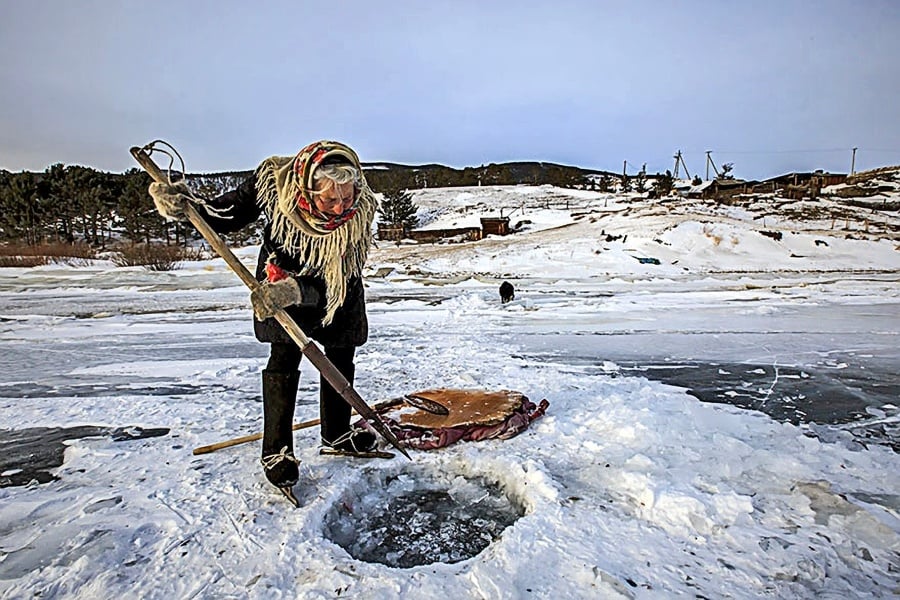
<box><xmin>148</xmin><ymin>181</ymin><xmax>192</xmax><ymax>221</ymax></box>
<box><xmin>251</xmin><ymin>278</ymin><xmax>303</xmax><ymax>320</ymax></box>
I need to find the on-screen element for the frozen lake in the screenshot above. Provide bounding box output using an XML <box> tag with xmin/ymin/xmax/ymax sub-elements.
<box><xmin>0</xmin><ymin>263</ymin><xmax>898</xmax><ymax>598</ymax></box>
<box><xmin>367</xmin><ymin>272</ymin><xmax>900</xmax><ymax>450</ymax></box>
<box><xmin>1</xmin><ymin>269</ymin><xmax>898</xmax><ymax>472</ymax></box>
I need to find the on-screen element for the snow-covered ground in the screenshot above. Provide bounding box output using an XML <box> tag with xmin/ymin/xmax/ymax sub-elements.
<box><xmin>0</xmin><ymin>182</ymin><xmax>898</xmax><ymax>598</ymax></box>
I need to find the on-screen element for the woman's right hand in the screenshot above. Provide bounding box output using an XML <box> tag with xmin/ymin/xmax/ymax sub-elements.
<box><xmin>250</xmin><ymin>278</ymin><xmax>303</xmax><ymax>320</ymax></box>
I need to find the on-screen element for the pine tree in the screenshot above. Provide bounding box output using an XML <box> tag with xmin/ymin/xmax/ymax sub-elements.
<box><xmin>0</xmin><ymin>171</ymin><xmax>44</xmax><ymax>244</ymax></box>
<box><xmin>379</xmin><ymin>188</ymin><xmax>418</xmax><ymax>233</ymax></box>
<box><xmin>117</xmin><ymin>168</ymin><xmax>156</xmax><ymax>244</ymax></box>
<box><xmin>653</xmin><ymin>170</ymin><xmax>675</xmax><ymax>197</ymax></box>
<box><xmin>596</xmin><ymin>175</ymin><xmax>613</xmax><ymax>192</ymax></box>
<box><xmin>633</xmin><ymin>164</ymin><xmax>648</xmax><ymax>194</ymax></box>
<box><xmin>40</xmin><ymin>164</ymin><xmax>75</xmax><ymax>242</ymax></box>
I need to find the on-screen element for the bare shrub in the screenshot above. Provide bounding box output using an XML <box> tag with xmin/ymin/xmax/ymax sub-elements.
<box><xmin>179</xmin><ymin>245</ymin><xmax>214</xmax><ymax>261</ymax></box>
<box><xmin>0</xmin><ymin>242</ymin><xmax>97</xmax><ymax>267</ymax></box>
<box><xmin>48</xmin><ymin>242</ymin><xmax>96</xmax><ymax>259</ymax></box>
<box><xmin>111</xmin><ymin>244</ymin><xmax>186</xmax><ymax>271</ymax></box>
<box><xmin>0</xmin><ymin>241</ymin><xmax>97</xmax><ymax>258</ymax></box>
<box><xmin>0</xmin><ymin>255</ymin><xmax>50</xmax><ymax>267</ymax></box>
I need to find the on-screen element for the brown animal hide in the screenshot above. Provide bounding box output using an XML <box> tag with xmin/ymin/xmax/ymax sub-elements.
<box><xmin>371</xmin><ymin>388</ymin><xmax>549</xmax><ymax>450</ymax></box>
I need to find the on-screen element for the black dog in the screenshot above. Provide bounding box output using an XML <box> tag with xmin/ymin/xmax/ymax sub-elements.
<box><xmin>499</xmin><ymin>281</ymin><xmax>515</xmax><ymax>304</ymax></box>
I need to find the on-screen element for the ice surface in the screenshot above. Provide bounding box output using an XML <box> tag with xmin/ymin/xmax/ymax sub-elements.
<box><xmin>0</xmin><ymin>184</ymin><xmax>898</xmax><ymax>598</ymax></box>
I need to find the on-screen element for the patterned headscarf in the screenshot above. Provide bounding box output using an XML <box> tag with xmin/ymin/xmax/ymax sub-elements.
<box><xmin>255</xmin><ymin>141</ymin><xmax>378</xmax><ymax>324</ymax></box>
<box><xmin>289</xmin><ymin>140</ymin><xmax>364</xmax><ymax>232</ymax></box>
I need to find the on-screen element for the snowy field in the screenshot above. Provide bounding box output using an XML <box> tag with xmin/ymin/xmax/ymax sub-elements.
<box><xmin>1</xmin><ymin>183</ymin><xmax>899</xmax><ymax>598</ymax></box>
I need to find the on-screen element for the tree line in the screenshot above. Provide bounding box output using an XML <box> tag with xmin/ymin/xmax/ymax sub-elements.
<box><xmin>0</xmin><ymin>165</ymin><xmax>250</xmax><ymax>247</ymax></box>
<box><xmin>1</xmin><ymin>165</ymin><xmax>177</xmax><ymax>247</ymax></box>
<box><xmin>362</xmin><ymin>161</ymin><xmax>600</xmax><ymax>193</ymax></box>
<box><xmin>0</xmin><ymin>160</ymin><xmax>603</xmax><ymax>247</ymax></box>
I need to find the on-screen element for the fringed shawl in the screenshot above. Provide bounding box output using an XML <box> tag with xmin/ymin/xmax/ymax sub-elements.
<box><xmin>254</xmin><ymin>142</ymin><xmax>376</xmax><ymax>325</ymax></box>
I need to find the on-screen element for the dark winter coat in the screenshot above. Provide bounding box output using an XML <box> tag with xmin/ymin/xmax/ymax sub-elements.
<box><xmin>197</xmin><ymin>176</ymin><xmax>368</xmax><ymax>348</ymax></box>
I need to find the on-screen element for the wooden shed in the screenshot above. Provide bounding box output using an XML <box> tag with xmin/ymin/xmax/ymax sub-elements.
<box><xmin>764</xmin><ymin>171</ymin><xmax>847</xmax><ymax>189</ymax></box>
<box><xmin>480</xmin><ymin>217</ymin><xmax>511</xmax><ymax>236</ymax></box>
<box><xmin>377</xmin><ymin>225</ymin><xmax>406</xmax><ymax>241</ymax></box>
<box><xmin>409</xmin><ymin>227</ymin><xmax>482</xmax><ymax>243</ymax></box>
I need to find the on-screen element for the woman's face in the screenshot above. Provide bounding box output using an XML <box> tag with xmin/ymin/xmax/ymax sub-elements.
<box><xmin>313</xmin><ymin>180</ymin><xmax>355</xmax><ymax>216</ymax></box>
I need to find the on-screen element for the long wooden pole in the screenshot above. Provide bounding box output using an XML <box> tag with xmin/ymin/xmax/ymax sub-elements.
<box><xmin>130</xmin><ymin>142</ymin><xmax>410</xmax><ymax>459</ymax></box>
<box><xmin>191</xmin><ymin>393</ymin><xmax>447</xmax><ymax>456</ymax></box>
<box><xmin>193</xmin><ymin>417</ymin><xmax>322</xmax><ymax>455</ymax></box>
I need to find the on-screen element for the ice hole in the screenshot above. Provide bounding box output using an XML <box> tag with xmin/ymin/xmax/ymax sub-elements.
<box><xmin>324</xmin><ymin>466</ymin><xmax>524</xmax><ymax>568</ymax></box>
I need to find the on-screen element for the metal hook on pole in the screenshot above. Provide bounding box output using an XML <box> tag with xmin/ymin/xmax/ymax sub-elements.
<box><xmin>137</xmin><ymin>140</ymin><xmax>188</xmax><ymax>185</ymax></box>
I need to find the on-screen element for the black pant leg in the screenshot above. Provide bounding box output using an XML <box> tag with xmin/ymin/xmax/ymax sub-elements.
<box><xmin>319</xmin><ymin>346</ymin><xmax>356</xmax><ymax>444</ymax></box>
<box><xmin>266</xmin><ymin>342</ymin><xmax>302</xmax><ymax>372</ymax></box>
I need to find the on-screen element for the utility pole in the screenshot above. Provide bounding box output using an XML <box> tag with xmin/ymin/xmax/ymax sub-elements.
<box><xmin>673</xmin><ymin>150</ymin><xmax>690</xmax><ymax>180</ymax></box>
<box><xmin>851</xmin><ymin>147</ymin><xmax>858</xmax><ymax>175</ymax></box>
<box><xmin>622</xmin><ymin>160</ymin><xmax>627</xmax><ymax>178</ymax></box>
<box><xmin>705</xmin><ymin>151</ymin><xmax>720</xmax><ymax>180</ymax></box>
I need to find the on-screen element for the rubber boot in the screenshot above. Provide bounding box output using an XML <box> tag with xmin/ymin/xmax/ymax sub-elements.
<box><xmin>320</xmin><ymin>347</ymin><xmax>376</xmax><ymax>453</ymax></box>
<box><xmin>261</xmin><ymin>369</ymin><xmax>300</xmax><ymax>488</ymax></box>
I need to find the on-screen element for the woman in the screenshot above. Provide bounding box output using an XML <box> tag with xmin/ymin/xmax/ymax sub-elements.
<box><xmin>148</xmin><ymin>140</ymin><xmax>378</xmax><ymax>494</ymax></box>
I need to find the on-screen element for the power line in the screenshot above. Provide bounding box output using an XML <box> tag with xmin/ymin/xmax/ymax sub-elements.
<box><xmin>692</xmin><ymin>147</ymin><xmax>900</xmax><ymax>155</ymax></box>
<box><xmin>707</xmin><ymin>148</ymin><xmax>849</xmax><ymax>155</ymax></box>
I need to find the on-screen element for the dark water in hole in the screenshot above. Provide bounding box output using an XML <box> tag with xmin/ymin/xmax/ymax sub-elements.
<box><xmin>324</xmin><ymin>471</ymin><xmax>523</xmax><ymax>568</ymax></box>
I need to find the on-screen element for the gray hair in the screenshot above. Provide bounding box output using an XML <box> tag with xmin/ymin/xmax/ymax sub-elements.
<box><xmin>313</xmin><ymin>163</ymin><xmax>360</xmax><ymax>186</ymax></box>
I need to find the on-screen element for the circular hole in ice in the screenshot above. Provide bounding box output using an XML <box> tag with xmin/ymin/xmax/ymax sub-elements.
<box><xmin>324</xmin><ymin>466</ymin><xmax>524</xmax><ymax>568</ymax></box>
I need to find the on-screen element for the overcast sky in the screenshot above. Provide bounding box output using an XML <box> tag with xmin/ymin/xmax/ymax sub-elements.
<box><xmin>1</xmin><ymin>1</ymin><xmax>898</xmax><ymax>179</ymax></box>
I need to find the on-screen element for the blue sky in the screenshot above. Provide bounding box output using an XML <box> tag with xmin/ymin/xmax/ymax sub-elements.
<box><xmin>1</xmin><ymin>0</ymin><xmax>898</xmax><ymax>179</ymax></box>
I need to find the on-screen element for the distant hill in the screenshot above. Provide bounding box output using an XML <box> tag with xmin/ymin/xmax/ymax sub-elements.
<box><xmin>364</xmin><ymin>160</ymin><xmax>620</xmax><ymax>191</ymax></box>
<box><xmin>185</xmin><ymin>161</ymin><xmax>620</xmax><ymax>192</ymax></box>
